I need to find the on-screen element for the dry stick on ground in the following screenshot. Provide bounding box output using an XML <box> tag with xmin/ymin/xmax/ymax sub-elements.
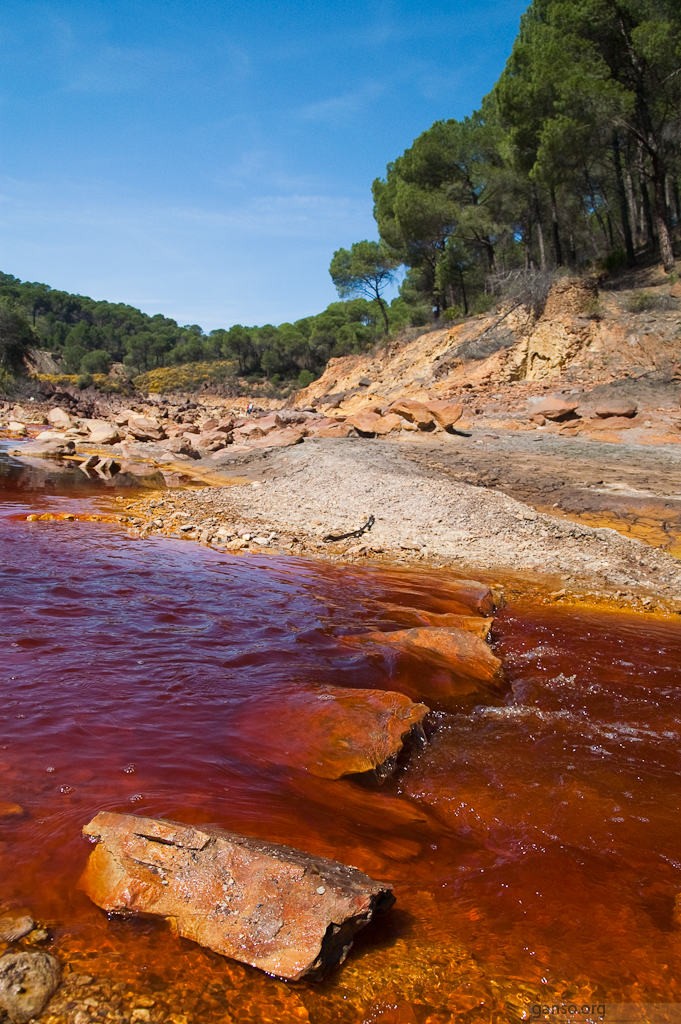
<box><xmin>323</xmin><ymin>514</ymin><xmax>376</xmax><ymax>543</ymax></box>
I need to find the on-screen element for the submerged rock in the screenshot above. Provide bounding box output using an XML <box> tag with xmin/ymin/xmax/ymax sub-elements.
<box><xmin>81</xmin><ymin>811</ymin><xmax>394</xmax><ymax>981</ymax></box>
<box><xmin>230</xmin><ymin>685</ymin><xmax>429</xmax><ymax>780</ymax></box>
<box><xmin>0</xmin><ymin>951</ymin><xmax>61</xmax><ymax>1023</ymax></box>
<box><xmin>348</xmin><ymin>626</ymin><xmax>504</xmax><ymax>708</ymax></box>
<box><xmin>0</xmin><ymin>913</ymin><xmax>34</xmax><ymax>943</ymax></box>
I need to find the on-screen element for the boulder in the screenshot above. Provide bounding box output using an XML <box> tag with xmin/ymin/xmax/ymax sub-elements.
<box><xmin>347</xmin><ymin>411</ymin><xmax>402</xmax><ymax>437</ymax></box>
<box><xmin>423</xmin><ymin>400</ymin><xmax>464</xmax><ymax>431</ymax></box>
<box><xmin>0</xmin><ymin>952</ymin><xmax>61</xmax><ymax>1023</ymax></box>
<box><xmin>307</xmin><ymin>420</ymin><xmax>354</xmax><ymax>439</ymax></box>
<box><xmin>47</xmin><ymin>408</ymin><xmax>74</xmax><ymax>430</ymax></box>
<box><xmin>81</xmin><ymin>419</ymin><xmax>121</xmax><ymax>445</ymax></box>
<box><xmin>594</xmin><ymin>400</ymin><xmax>637</xmax><ymax>419</ymax></box>
<box><xmin>531</xmin><ymin>396</ymin><xmax>580</xmax><ymax>421</ymax></box>
<box><xmin>7</xmin><ymin>421</ymin><xmax>27</xmax><ymax>436</ymax></box>
<box><xmin>126</xmin><ymin>414</ymin><xmax>167</xmax><ymax>442</ymax></box>
<box><xmin>81</xmin><ymin>812</ymin><xmax>394</xmax><ymax>980</ymax></box>
<box><xmin>236</xmin><ymin>413</ymin><xmax>282</xmax><ymax>440</ymax></box>
<box><xmin>387</xmin><ymin>400</ymin><xmax>437</xmax><ymax>431</ymax></box>
<box><xmin>10</xmin><ymin>439</ymin><xmax>75</xmax><ymax>459</ymax></box>
<box><xmin>244</xmin><ymin>426</ymin><xmax>306</xmax><ymax>449</ymax></box>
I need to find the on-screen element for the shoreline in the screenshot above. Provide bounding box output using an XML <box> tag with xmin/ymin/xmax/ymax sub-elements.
<box><xmin>118</xmin><ymin>435</ymin><xmax>681</xmax><ymax>615</ymax></box>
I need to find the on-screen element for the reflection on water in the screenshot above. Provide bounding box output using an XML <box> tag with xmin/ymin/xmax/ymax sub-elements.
<box><xmin>1</xmin><ymin>445</ymin><xmax>680</xmax><ymax>1022</ymax></box>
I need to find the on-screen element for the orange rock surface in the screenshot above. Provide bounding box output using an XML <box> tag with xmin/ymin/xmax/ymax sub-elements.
<box><xmin>81</xmin><ymin>812</ymin><xmax>394</xmax><ymax>980</ymax></box>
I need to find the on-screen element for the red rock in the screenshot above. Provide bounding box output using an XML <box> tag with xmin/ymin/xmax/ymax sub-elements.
<box><xmin>230</xmin><ymin>685</ymin><xmax>429</xmax><ymax>779</ymax></box>
<box><xmin>306</xmin><ymin>420</ymin><xmax>354</xmax><ymax>439</ymax></box>
<box><xmin>349</xmin><ymin>626</ymin><xmax>503</xmax><ymax>708</ymax></box>
<box><xmin>347</xmin><ymin>411</ymin><xmax>403</xmax><ymax>436</ymax></box>
<box><xmin>586</xmin><ymin>415</ymin><xmax>637</xmax><ymax>431</ymax></box>
<box><xmin>386</xmin><ymin>400</ymin><xmax>437</xmax><ymax>430</ymax></box>
<box><xmin>81</xmin><ymin>812</ymin><xmax>394</xmax><ymax>980</ymax></box>
<box><xmin>378</xmin><ymin>606</ymin><xmax>493</xmax><ymax>639</ymax></box>
<box><xmin>423</xmin><ymin>400</ymin><xmax>464</xmax><ymax>431</ymax></box>
<box><xmin>594</xmin><ymin>400</ymin><xmax>637</xmax><ymax>419</ymax></box>
<box><xmin>245</xmin><ymin>426</ymin><xmax>307</xmax><ymax>448</ymax></box>
<box><xmin>531</xmin><ymin>397</ymin><xmax>580</xmax><ymax>421</ymax></box>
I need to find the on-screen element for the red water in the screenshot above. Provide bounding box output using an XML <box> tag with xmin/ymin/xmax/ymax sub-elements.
<box><xmin>1</xmin><ymin>448</ymin><xmax>680</xmax><ymax>1023</ymax></box>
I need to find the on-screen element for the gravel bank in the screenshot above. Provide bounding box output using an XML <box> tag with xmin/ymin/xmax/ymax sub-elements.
<box><xmin>125</xmin><ymin>437</ymin><xmax>681</xmax><ymax>611</ymax></box>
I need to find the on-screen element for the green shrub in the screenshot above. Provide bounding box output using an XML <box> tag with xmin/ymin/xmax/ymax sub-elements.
<box><xmin>625</xmin><ymin>291</ymin><xmax>676</xmax><ymax>313</ymax></box>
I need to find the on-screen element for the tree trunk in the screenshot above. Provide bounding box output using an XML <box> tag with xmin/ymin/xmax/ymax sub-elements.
<box><xmin>639</xmin><ymin>175</ymin><xmax>655</xmax><ymax>250</ymax></box>
<box><xmin>612</xmin><ymin>133</ymin><xmax>636</xmax><ymax>265</ymax></box>
<box><xmin>651</xmin><ymin>161</ymin><xmax>675</xmax><ymax>271</ymax></box>
<box><xmin>375</xmin><ymin>296</ymin><xmax>390</xmax><ymax>333</ymax></box>
<box><xmin>532</xmin><ymin>187</ymin><xmax>547</xmax><ymax>271</ymax></box>
<box><xmin>458</xmin><ymin>269</ymin><xmax>469</xmax><ymax>316</ymax></box>
<box><xmin>550</xmin><ymin>188</ymin><xmax>563</xmax><ymax>266</ymax></box>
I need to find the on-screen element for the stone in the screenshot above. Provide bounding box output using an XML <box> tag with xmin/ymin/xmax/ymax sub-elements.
<box><xmin>244</xmin><ymin>426</ymin><xmax>306</xmax><ymax>449</ymax></box>
<box><xmin>307</xmin><ymin>420</ymin><xmax>354</xmax><ymax>439</ymax></box>
<box><xmin>0</xmin><ymin>952</ymin><xmax>61</xmax><ymax>1023</ymax></box>
<box><xmin>586</xmin><ymin>415</ymin><xmax>637</xmax><ymax>431</ymax></box>
<box><xmin>0</xmin><ymin>913</ymin><xmax>34</xmax><ymax>943</ymax></box>
<box><xmin>349</xmin><ymin>626</ymin><xmax>504</xmax><ymax>708</ymax></box>
<box><xmin>81</xmin><ymin>419</ymin><xmax>121</xmax><ymax>445</ymax></box>
<box><xmin>347</xmin><ymin>411</ymin><xmax>402</xmax><ymax>437</ymax></box>
<box><xmin>423</xmin><ymin>400</ymin><xmax>464</xmax><ymax>431</ymax></box>
<box><xmin>594</xmin><ymin>400</ymin><xmax>637</xmax><ymax>419</ymax></box>
<box><xmin>127</xmin><ymin>414</ymin><xmax>167</xmax><ymax>442</ymax></box>
<box><xmin>10</xmin><ymin>439</ymin><xmax>75</xmax><ymax>459</ymax></box>
<box><xmin>531</xmin><ymin>396</ymin><xmax>580</xmax><ymax>421</ymax></box>
<box><xmin>47</xmin><ymin>408</ymin><xmax>74</xmax><ymax>430</ymax></box>
<box><xmin>7</xmin><ymin>421</ymin><xmax>27</xmax><ymax>436</ymax></box>
<box><xmin>81</xmin><ymin>811</ymin><xmax>394</xmax><ymax>981</ymax></box>
<box><xmin>232</xmin><ymin>685</ymin><xmax>429</xmax><ymax>779</ymax></box>
<box><xmin>387</xmin><ymin>400</ymin><xmax>437</xmax><ymax>431</ymax></box>
<box><xmin>379</xmin><ymin>606</ymin><xmax>493</xmax><ymax>639</ymax></box>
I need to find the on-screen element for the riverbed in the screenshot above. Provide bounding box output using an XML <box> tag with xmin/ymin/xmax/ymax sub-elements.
<box><xmin>1</xmin><ymin>444</ymin><xmax>680</xmax><ymax>1023</ymax></box>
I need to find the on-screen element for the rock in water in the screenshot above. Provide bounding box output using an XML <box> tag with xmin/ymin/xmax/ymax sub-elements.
<box><xmin>0</xmin><ymin>952</ymin><xmax>61</xmax><ymax>1023</ymax></box>
<box><xmin>227</xmin><ymin>685</ymin><xmax>429</xmax><ymax>779</ymax></box>
<box><xmin>81</xmin><ymin>812</ymin><xmax>395</xmax><ymax>980</ymax></box>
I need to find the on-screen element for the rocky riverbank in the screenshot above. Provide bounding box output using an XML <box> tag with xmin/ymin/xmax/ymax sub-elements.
<box><xmin>2</xmin><ymin>386</ymin><xmax>681</xmax><ymax>612</ymax></box>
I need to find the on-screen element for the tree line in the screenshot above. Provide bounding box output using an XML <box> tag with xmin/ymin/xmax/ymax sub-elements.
<box><xmin>335</xmin><ymin>0</ymin><xmax>680</xmax><ymax>322</ymax></box>
<box><xmin>0</xmin><ymin>271</ymin><xmax>387</xmax><ymax>386</ymax></box>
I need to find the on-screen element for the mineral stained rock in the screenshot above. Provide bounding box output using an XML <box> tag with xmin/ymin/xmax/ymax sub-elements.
<box><xmin>346</xmin><ymin>625</ymin><xmax>504</xmax><ymax>709</ymax></box>
<box><xmin>81</xmin><ymin>812</ymin><xmax>395</xmax><ymax>981</ymax></box>
<box><xmin>229</xmin><ymin>685</ymin><xmax>429</xmax><ymax>780</ymax></box>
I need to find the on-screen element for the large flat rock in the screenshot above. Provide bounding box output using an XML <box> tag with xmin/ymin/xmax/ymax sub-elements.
<box><xmin>81</xmin><ymin>812</ymin><xmax>395</xmax><ymax>981</ymax></box>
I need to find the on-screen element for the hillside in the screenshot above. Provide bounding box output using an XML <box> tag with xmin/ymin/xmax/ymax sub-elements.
<box><xmin>294</xmin><ymin>266</ymin><xmax>681</xmax><ymax>444</ymax></box>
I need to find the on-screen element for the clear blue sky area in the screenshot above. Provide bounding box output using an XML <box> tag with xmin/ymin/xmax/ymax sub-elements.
<box><xmin>1</xmin><ymin>0</ymin><xmax>527</xmax><ymax>331</ymax></box>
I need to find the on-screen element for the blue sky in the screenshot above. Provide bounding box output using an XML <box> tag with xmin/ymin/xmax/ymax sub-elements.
<box><xmin>0</xmin><ymin>0</ymin><xmax>527</xmax><ymax>331</ymax></box>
